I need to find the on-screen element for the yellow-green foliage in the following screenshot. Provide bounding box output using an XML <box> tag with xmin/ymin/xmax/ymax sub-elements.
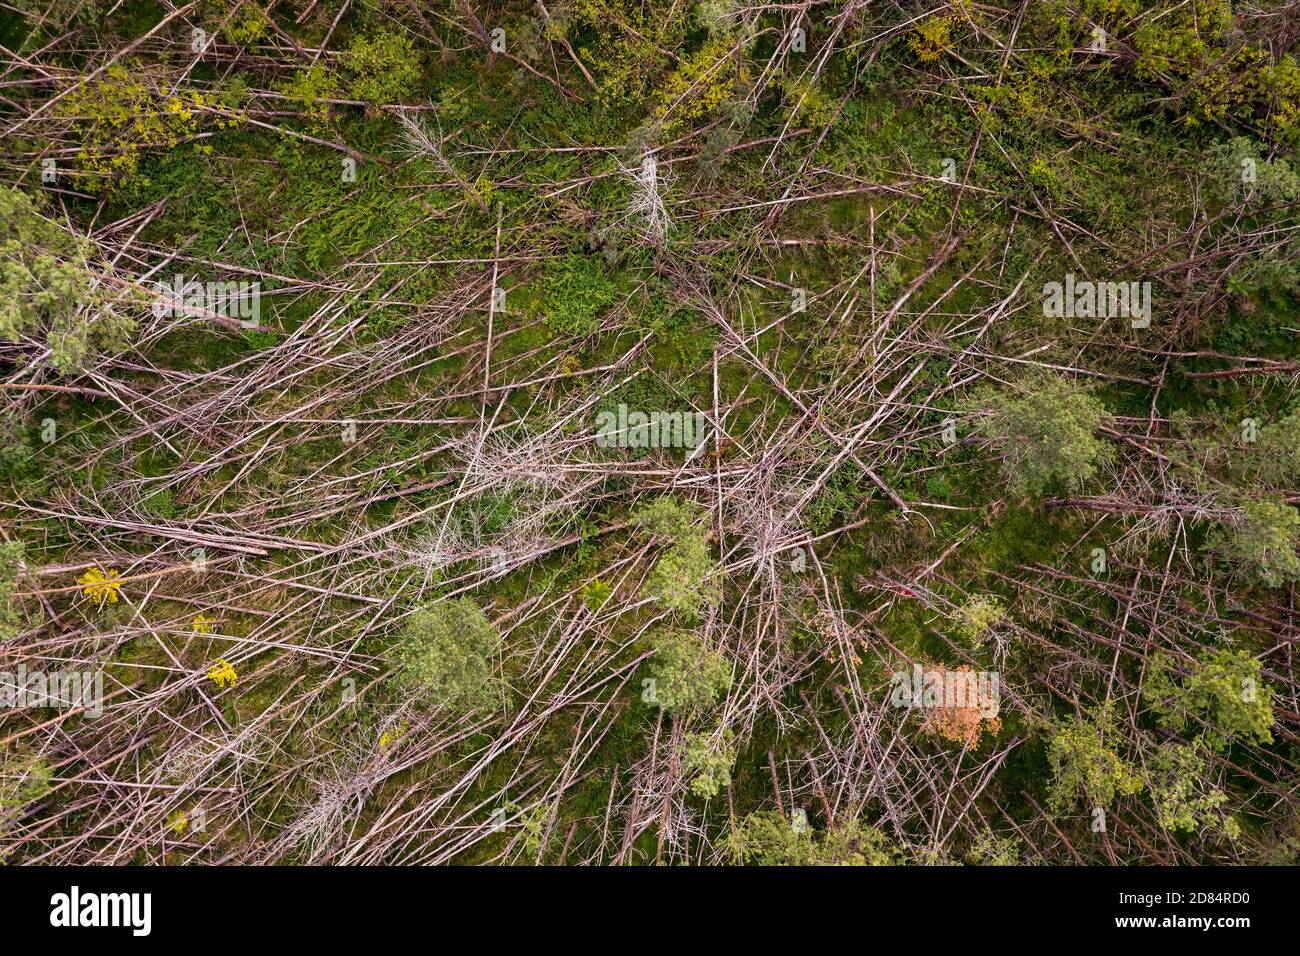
<box><xmin>683</xmin><ymin>728</ymin><xmax>734</xmax><ymax>798</ymax></box>
<box><xmin>221</xmin><ymin>4</ymin><xmax>270</xmax><ymax>44</ymax></box>
<box><xmin>965</xmin><ymin>831</ymin><xmax>1026</xmax><ymax>865</ymax></box>
<box><xmin>1262</xmin><ymin>58</ymin><xmax>1300</xmax><ymax>146</ymax></box>
<box><xmin>1047</xmin><ymin>706</ymin><xmax>1143</xmax><ymax>811</ymax></box>
<box><xmin>780</xmin><ymin>76</ymin><xmax>836</xmax><ymax>130</ymax></box>
<box><xmin>726</xmin><ymin>811</ymin><xmax>898</xmax><ymax>865</ymax></box>
<box><xmin>561</xmin><ymin>0</ymin><xmax>679</xmax><ymax>108</ymax></box>
<box><xmin>1132</xmin><ymin>0</ymin><xmax>1300</xmax><ymax>139</ymax></box>
<box><xmin>1150</xmin><ymin>743</ymin><xmax>1238</xmax><ymax>839</ymax></box>
<box><xmin>908</xmin><ymin>14</ymin><xmax>956</xmax><ymax>63</ymax></box>
<box><xmin>1146</xmin><ymin>649</ymin><xmax>1275</xmax><ymax>751</ymax></box>
<box><xmin>341</xmin><ymin>30</ymin><xmax>422</xmax><ymax>107</ymax></box>
<box><xmin>646</xmin><ymin>628</ymin><xmax>731</xmax><ymax>712</ymax></box>
<box><xmin>56</xmin><ymin>64</ymin><xmax>223</xmax><ymax>185</ymax></box>
<box><xmin>952</xmin><ymin>594</ymin><xmax>1006</xmax><ymax>647</ymax></box>
<box><xmin>281</xmin><ymin>63</ymin><xmax>339</xmax><ymax>131</ymax></box>
<box><xmin>975</xmin><ymin>58</ymin><xmax>1057</xmax><ymax>125</ymax></box>
<box><xmin>0</xmin><ymin>187</ymin><xmax>131</xmax><ymax>372</ymax></box>
<box><xmin>653</xmin><ymin>39</ymin><xmax>737</xmax><ymax>136</ymax></box>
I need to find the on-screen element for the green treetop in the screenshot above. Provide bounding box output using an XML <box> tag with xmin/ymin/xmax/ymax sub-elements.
<box><xmin>646</xmin><ymin>627</ymin><xmax>731</xmax><ymax>712</ymax></box>
<box><xmin>1146</xmin><ymin>648</ymin><xmax>1274</xmax><ymax>751</ymax></box>
<box><xmin>388</xmin><ymin>598</ymin><xmax>503</xmax><ymax>712</ymax></box>
<box><xmin>1</xmin><ymin>188</ymin><xmax>131</xmax><ymax>373</ymax></box>
<box><xmin>1211</xmin><ymin>497</ymin><xmax>1300</xmax><ymax>588</ymax></box>
<box><xmin>965</xmin><ymin>377</ymin><xmax>1111</xmax><ymax>497</ymax></box>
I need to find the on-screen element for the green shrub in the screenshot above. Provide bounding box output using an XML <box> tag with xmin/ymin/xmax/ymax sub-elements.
<box><xmin>683</xmin><ymin>728</ymin><xmax>734</xmax><ymax>799</ymax></box>
<box><xmin>1149</xmin><ymin>742</ymin><xmax>1237</xmax><ymax>838</ymax></box>
<box><xmin>1146</xmin><ymin>649</ymin><xmax>1274</xmax><ymax>751</ymax></box>
<box><xmin>1047</xmin><ymin>706</ymin><xmax>1143</xmax><ymax>812</ymax></box>
<box><xmin>388</xmin><ymin>598</ymin><xmax>503</xmax><ymax>712</ymax></box>
<box><xmin>965</xmin><ymin>377</ymin><xmax>1111</xmax><ymax>497</ymax></box>
<box><xmin>540</xmin><ymin>255</ymin><xmax>618</xmax><ymax>338</ymax></box>
<box><xmin>55</xmin><ymin>64</ymin><xmax>221</xmax><ymax>186</ymax></box>
<box><xmin>1254</xmin><ymin>412</ymin><xmax>1300</xmax><ymax>486</ymax></box>
<box><xmin>1206</xmin><ymin>138</ymin><xmax>1300</xmax><ymax>207</ymax></box>
<box><xmin>964</xmin><ymin>831</ymin><xmax>1026</xmax><ymax>866</ymax></box>
<box><xmin>633</xmin><ymin>495</ymin><xmax>721</xmax><ymax>619</ymax></box>
<box><xmin>281</xmin><ymin>64</ymin><xmax>339</xmax><ymax>131</ymax></box>
<box><xmin>0</xmin><ymin>188</ymin><xmax>131</xmax><ymax>372</ymax></box>
<box><xmin>725</xmin><ymin>811</ymin><xmax>897</xmax><ymax>866</ymax></box>
<box><xmin>580</xmin><ymin>577</ymin><xmax>613</xmax><ymax>611</ymax></box>
<box><xmin>0</xmin><ymin>749</ymin><xmax>52</xmax><ymax>817</ymax></box>
<box><xmin>1211</xmin><ymin>497</ymin><xmax>1300</xmax><ymax>588</ymax></box>
<box><xmin>951</xmin><ymin>594</ymin><xmax>1006</xmax><ymax>647</ymax></box>
<box><xmin>646</xmin><ymin>628</ymin><xmax>730</xmax><ymax>712</ymax></box>
<box><xmin>0</xmin><ymin>541</ymin><xmax>24</xmax><ymax>639</ymax></box>
<box><xmin>341</xmin><ymin>31</ymin><xmax>422</xmax><ymax>107</ymax></box>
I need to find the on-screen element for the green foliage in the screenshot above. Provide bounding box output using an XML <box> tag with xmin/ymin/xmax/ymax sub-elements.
<box><xmin>141</xmin><ymin>489</ymin><xmax>177</xmax><ymax>520</ymax></box>
<box><xmin>1203</xmin><ymin>138</ymin><xmax>1300</xmax><ymax>293</ymax></box>
<box><xmin>1146</xmin><ymin>649</ymin><xmax>1274</xmax><ymax>751</ymax></box>
<box><xmin>13</xmin><ymin>0</ymin><xmax>100</xmax><ymax>28</ymax></box>
<box><xmin>1211</xmin><ymin>497</ymin><xmax>1300</xmax><ymax>588</ymax></box>
<box><xmin>725</xmin><ymin>811</ymin><xmax>898</xmax><ymax>866</ymax></box>
<box><xmin>1206</xmin><ymin>138</ymin><xmax>1300</xmax><ymax>207</ymax></box>
<box><xmin>509</xmin><ymin>801</ymin><xmax>549</xmax><ymax>858</ymax></box>
<box><xmin>9</xmin><ymin>0</ymin><xmax>1300</xmax><ymax>868</ymax></box>
<box><xmin>633</xmin><ymin>494</ymin><xmax>705</xmax><ymax>541</ymax></box>
<box><xmin>965</xmin><ymin>831</ymin><xmax>1026</xmax><ymax>866</ymax></box>
<box><xmin>1253</xmin><ymin>411</ymin><xmax>1300</xmax><ymax>486</ymax></box>
<box><xmin>643</xmin><ymin>541</ymin><xmax>720</xmax><ymax>618</ymax></box>
<box><xmin>0</xmin><ymin>417</ymin><xmax>34</xmax><ymax>482</ymax></box>
<box><xmin>652</xmin><ymin>38</ymin><xmax>737</xmax><ymax>135</ymax></box>
<box><xmin>694</xmin><ymin>0</ymin><xmax>736</xmax><ymax>38</ymax></box>
<box><xmin>56</xmin><ymin>64</ymin><xmax>225</xmax><ymax>185</ymax></box>
<box><xmin>580</xmin><ymin>576</ymin><xmax>614</xmax><ymax>611</ymax></box>
<box><xmin>388</xmin><ymin>598</ymin><xmax>503</xmax><ymax>712</ymax></box>
<box><xmin>0</xmin><ymin>540</ymin><xmax>24</xmax><ymax>639</ymax></box>
<box><xmin>682</xmin><ymin>728</ymin><xmax>734</xmax><ymax>799</ymax></box>
<box><xmin>0</xmin><ymin>188</ymin><xmax>131</xmax><ymax>372</ymax></box>
<box><xmin>1047</xmin><ymin>706</ymin><xmax>1143</xmax><ymax>812</ymax></box>
<box><xmin>0</xmin><ymin>749</ymin><xmax>52</xmax><ymax>817</ymax></box>
<box><xmin>539</xmin><ymin>255</ymin><xmax>619</xmax><ymax>338</ymax></box>
<box><xmin>281</xmin><ymin>64</ymin><xmax>339</xmax><ymax>131</ymax></box>
<box><xmin>966</xmin><ymin>377</ymin><xmax>1111</xmax><ymax>497</ymax></box>
<box><xmin>646</xmin><ymin>628</ymin><xmax>731</xmax><ymax>712</ymax></box>
<box><xmin>633</xmin><ymin>496</ymin><xmax>720</xmax><ymax>619</ymax></box>
<box><xmin>1149</xmin><ymin>742</ymin><xmax>1238</xmax><ymax>839</ymax></box>
<box><xmin>217</xmin><ymin>2</ymin><xmax>270</xmax><ymax>44</ymax></box>
<box><xmin>803</xmin><ymin>466</ymin><xmax>867</xmax><ymax>534</ymax></box>
<box><xmin>1129</xmin><ymin>1</ymin><xmax>1300</xmax><ymax>139</ymax></box>
<box><xmin>908</xmin><ymin>13</ymin><xmax>957</xmax><ymax>63</ymax></box>
<box><xmin>341</xmin><ymin>31</ymin><xmax>422</xmax><ymax>107</ymax></box>
<box><xmin>951</xmin><ymin>594</ymin><xmax>1005</xmax><ymax>647</ymax></box>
